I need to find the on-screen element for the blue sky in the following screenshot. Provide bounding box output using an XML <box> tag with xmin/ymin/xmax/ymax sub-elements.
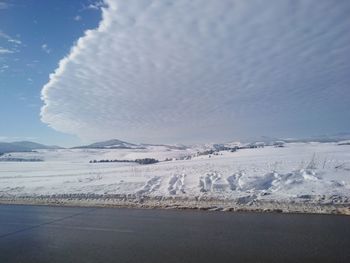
<box><xmin>1</xmin><ymin>0</ymin><xmax>350</xmax><ymax>146</ymax></box>
<box><xmin>0</xmin><ymin>0</ymin><xmax>102</xmax><ymax>146</ymax></box>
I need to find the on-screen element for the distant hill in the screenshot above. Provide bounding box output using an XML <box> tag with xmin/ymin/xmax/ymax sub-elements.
<box><xmin>11</xmin><ymin>141</ymin><xmax>63</xmax><ymax>150</ymax></box>
<box><xmin>281</xmin><ymin>133</ymin><xmax>350</xmax><ymax>143</ymax></box>
<box><xmin>0</xmin><ymin>142</ymin><xmax>32</xmax><ymax>154</ymax></box>
<box><xmin>73</xmin><ymin>139</ymin><xmax>145</xmax><ymax>149</ymax></box>
<box><xmin>0</xmin><ymin>141</ymin><xmax>63</xmax><ymax>154</ymax></box>
<box><xmin>73</xmin><ymin>139</ymin><xmax>189</xmax><ymax>150</ymax></box>
<box><xmin>140</xmin><ymin>143</ymin><xmax>188</xmax><ymax>150</ymax></box>
<box><xmin>238</xmin><ymin>133</ymin><xmax>350</xmax><ymax>145</ymax></box>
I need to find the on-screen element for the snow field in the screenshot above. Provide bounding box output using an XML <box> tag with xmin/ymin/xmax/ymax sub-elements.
<box><xmin>0</xmin><ymin>143</ymin><xmax>349</xmax><ymax>209</ymax></box>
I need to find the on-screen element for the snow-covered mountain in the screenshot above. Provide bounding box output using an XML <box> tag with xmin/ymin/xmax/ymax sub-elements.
<box><xmin>0</xmin><ymin>142</ymin><xmax>32</xmax><ymax>154</ymax></box>
<box><xmin>11</xmin><ymin>141</ymin><xmax>63</xmax><ymax>150</ymax></box>
<box><xmin>74</xmin><ymin>139</ymin><xmax>190</xmax><ymax>150</ymax></box>
<box><xmin>73</xmin><ymin>139</ymin><xmax>144</xmax><ymax>149</ymax></box>
<box><xmin>0</xmin><ymin>141</ymin><xmax>61</xmax><ymax>154</ymax></box>
<box><xmin>282</xmin><ymin>133</ymin><xmax>350</xmax><ymax>143</ymax></box>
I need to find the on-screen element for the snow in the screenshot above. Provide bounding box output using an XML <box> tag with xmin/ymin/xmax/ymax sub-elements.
<box><xmin>0</xmin><ymin>143</ymin><xmax>349</xmax><ymax>214</ymax></box>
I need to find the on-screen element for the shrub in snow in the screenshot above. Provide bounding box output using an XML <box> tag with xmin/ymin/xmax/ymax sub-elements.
<box><xmin>135</xmin><ymin>158</ymin><xmax>159</xmax><ymax>165</ymax></box>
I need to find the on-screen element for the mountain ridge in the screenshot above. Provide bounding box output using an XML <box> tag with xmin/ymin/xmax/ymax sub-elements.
<box><xmin>0</xmin><ymin>141</ymin><xmax>62</xmax><ymax>154</ymax></box>
<box><xmin>72</xmin><ymin>139</ymin><xmax>143</xmax><ymax>149</ymax></box>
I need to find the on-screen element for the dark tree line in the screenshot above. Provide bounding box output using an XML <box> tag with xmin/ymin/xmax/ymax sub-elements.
<box><xmin>89</xmin><ymin>158</ymin><xmax>159</xmax><ymax>165</ymax></box>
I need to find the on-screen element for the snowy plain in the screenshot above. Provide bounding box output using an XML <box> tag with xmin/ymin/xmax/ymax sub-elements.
<box><xmin>0</xmin><ymin>142</ymin><xmax>349</xmax><ymax>214</ymax></box>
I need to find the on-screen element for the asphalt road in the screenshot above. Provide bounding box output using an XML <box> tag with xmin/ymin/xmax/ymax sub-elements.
<box><xmin>0</xmin><ymin>205</ymin><xmax>349</xmax><ymax>263</ymax></box>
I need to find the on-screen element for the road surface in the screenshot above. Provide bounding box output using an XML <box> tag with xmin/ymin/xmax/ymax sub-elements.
<box><xmin>0</xmin><ymin>205</ymin><xmax>349</xmax><ymax>262</ymax></box>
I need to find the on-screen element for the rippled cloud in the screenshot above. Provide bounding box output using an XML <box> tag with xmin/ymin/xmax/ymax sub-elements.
<box><xmin>41</xmin><ymin>0</ymin><xmax>350</xmax><ymax>143</ymax></box>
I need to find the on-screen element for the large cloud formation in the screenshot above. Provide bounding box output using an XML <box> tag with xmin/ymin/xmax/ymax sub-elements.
<box><xmin>41</xmin><ymin>0</ymin><xmax>350</xmax><ymax>143</ymax></box>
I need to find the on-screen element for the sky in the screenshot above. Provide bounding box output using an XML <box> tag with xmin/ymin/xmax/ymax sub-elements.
<box><xmin>1</xmin><ymin>0</ymin><xmax>350</xmax><ymax>146</ymax></box>
<box><xmin>0</xmin><ymin>0</ymin><xmax>102</xmax><ymax>146</ymax></box>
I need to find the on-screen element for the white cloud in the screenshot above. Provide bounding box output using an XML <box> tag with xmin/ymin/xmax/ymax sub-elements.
<box><xmin>7</xmin><ymin>38</ymin><xmax>21</xmax><ymax>45</ymax></box>
<box><xmin>74</xmin><ymin>15</ymin><xmax>82</xmax><ymax>21</ymax></box>
<box><xmin>0</xmin><ymin>1</ymin><xmax>9</xmax><ymax>10</ymax></box>
<box><xmin>41</xmin><ymin>0</ymin><xmax>350</xmax><ymax>143</ymax></box>
<box><xmin>0</xmin><ymin>47</ymin><xmax>13</xmax><ymax>54</ymax></box>
<box><xmin>41</xmin><ymin>43</ymin><xmax>51</xmax><ymax>54</ymax></box>
<box><xmin>85</xmin><ymin>1</ymin><xmax>104</xmax><ymax>10</ymax></box>
<box><xmin>0</xmin><ymin>31</ymin><xmax>21</xmax><ymax>45</ymax></box>
<box><xmin>0</xmin><ymin>64</ymin><xmax>9</xmax><ymax>72</ymax></box>
<box><xmin>0</xmin><ymin>31</ymin><xmax>21</xmax><ymax>57</ymax></box>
